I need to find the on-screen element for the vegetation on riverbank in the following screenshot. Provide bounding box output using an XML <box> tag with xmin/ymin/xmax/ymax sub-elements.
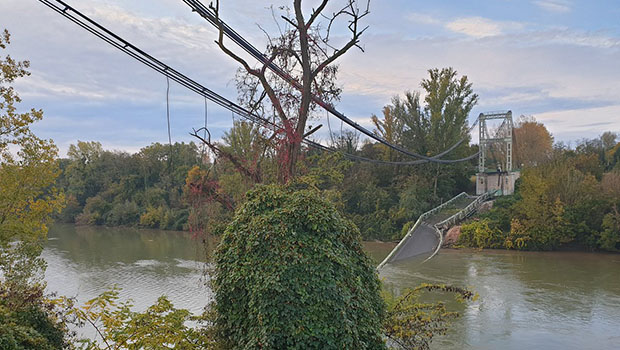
<box><xmin>459</xmin><ymin>131</ymin><xmax>620</xmax><ymax>252</ymax></box>
<box><xmin>2</xmin><ymin>16</ymin><xmax>477</xmax><ymax>350</ymax></box>
<box><xmin>54</xmin><ymin>67</ymin><xmax>481</xmax><ymax>241</ymax></box>
<box><xmin>0</xmin><ymin>29</ymin><xmax>72</xmax><ymax>349</ymax></box>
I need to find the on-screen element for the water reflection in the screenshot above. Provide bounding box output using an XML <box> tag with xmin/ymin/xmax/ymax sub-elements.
<box><xmin>380</xmin><ymin>249</ymin><xmax>620</xmax><ymax>350</ymax></box>
<box><xmin>44</xmin><ymin>225</ymin><xmax>620</xmax><ymax>349</ymax></box>
<box><xmin>44</xmin><ymin>224</ymin><xmax>212</xmax><ymax>315</ymax></box>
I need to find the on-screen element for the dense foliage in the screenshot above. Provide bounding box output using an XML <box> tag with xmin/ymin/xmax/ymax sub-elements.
<box><xmin>55</xmin><ymin>141</ymin><xmax>202</xmax><ymax>230</ymax></box>
<box><xmin>56</xmin><ymin>68</ymin><xmax>479</xmax><ymax>242</ymax></box>
<box><xmin>0</xmin><ymin>29</ymin><xmax>72</xmax><ymax>349</ymax></box>
<box><xmin>212</xmin><ymin>184</ymin><xmax>387</xmax><ymax>349</ymax></box>
<box><xmin>69</xmin><ymin>287</ymin><xmax>214</xmax><ymax>350</ymax></box>
<box><xmin>382</xmin><ymin>284</ymin><xmax>476</xmax><ymax>350</ymax></box>
<box><xmin>459</xmin><ymin>132</ymin><xmax>620</xmax><ymax>251</ymax></box>
<box><xmin>0</xmin><ymin>245</ymin><xmax>73</xmax><ymax>350</ymax></box>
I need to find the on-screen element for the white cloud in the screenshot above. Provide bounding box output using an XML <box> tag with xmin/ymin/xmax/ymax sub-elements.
<box><xmin>533</xmin><ymin>0</ymin><xmax>572</xmax><ymax>13</ymax></box>
<box><xmin>3</xmin><ymin>0</ymin><xmax>619</xmax><ymax>150</ymax></box>
<box><xmin>535</xmin><ymin>104</ymin><xmax>620</xmax><ymax>141</ymax></box>
<box><xmin>336</xmin><ymin>23</ymin><xmax>620</xmax><ymax>142</ymax></box>
<box><xmin>445</xmin><ymin>17</ymin><xmax>524</xmax><ymax>38</ymax></box>
<box><xmin>406</xmin><ymin>13</ymin><xmax>441</xmax><ymax>26</ymax></box>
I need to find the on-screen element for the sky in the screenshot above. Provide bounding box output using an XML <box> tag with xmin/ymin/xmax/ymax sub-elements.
<box><xmin>1</xmin><ymin>0</ymin><xmax>619</xmax><ymax>156</ymax></box>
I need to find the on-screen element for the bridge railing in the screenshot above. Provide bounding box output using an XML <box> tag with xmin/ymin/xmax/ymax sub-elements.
<box><xmin>435</xmin><ymin>191</ymin><xmax>495</xmax><ymax>231</ymax></box>
<box><xmin>377</xmin><ymin>191</ymin><xmax>497</xmax><ymax>270</ymax></box>
<box><xmin>376</xmin><ymin>192</ymin><xmax>469</xmax><ymax>270</ymax></box>
<box><xmin>423</xmin><ymin>191</ymin><xmax>497</xmax><ymax>261</ymax></box>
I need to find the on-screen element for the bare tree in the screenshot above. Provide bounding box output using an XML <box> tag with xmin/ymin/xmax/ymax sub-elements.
<box><xmin>213</xmin><ymin>0</ymin><xmax>371</xmax><ymax>182</ymax></box>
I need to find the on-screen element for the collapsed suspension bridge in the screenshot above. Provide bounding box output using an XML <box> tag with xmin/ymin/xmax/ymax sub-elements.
<box><xmin>379</xmin><ymin>111</ymin><xmax>519</xmax><ymax>269</ymax></box>
<box><xmin>37</xmin><ymin>0</ymin><xmax>517</xmax><ymax>267</ymax></box>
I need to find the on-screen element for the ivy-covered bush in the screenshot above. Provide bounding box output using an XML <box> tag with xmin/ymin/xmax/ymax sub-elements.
<box><xmin>212</xmin><ymin>185</ymin><xmax>386</xmax><ymax>349</ymax></box>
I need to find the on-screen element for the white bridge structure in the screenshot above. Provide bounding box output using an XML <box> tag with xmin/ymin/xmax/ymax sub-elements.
<box><xmin>378</xmin><ymin>111</ymin><xmax>520</xmax><ymax>269</ymax></box>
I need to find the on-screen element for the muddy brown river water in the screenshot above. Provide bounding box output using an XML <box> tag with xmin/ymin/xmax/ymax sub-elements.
<box><xmin>44</xmin><ymin>224</ymin><xmax>620</xmax><ymax>349</ymax></box>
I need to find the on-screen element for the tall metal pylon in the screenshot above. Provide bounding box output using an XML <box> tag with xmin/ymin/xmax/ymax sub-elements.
<box><xmin>478</xmin><ymin>111</ymin><xmax>514</xmax><ymax>173</ymax></box>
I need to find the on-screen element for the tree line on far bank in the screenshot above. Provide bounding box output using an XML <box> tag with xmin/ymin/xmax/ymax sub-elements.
<box><xmin>53</xmin><ymin>119</ymin><xmax>620</xmax><ymax>253</ymax></box>
<box><xmin>53</xmin><ymin>67</ymin><xmax>480</xmax><ymax>241</ymax></box>
<box><xmin>459</xmin><ymin>129</ymin><xmax>620</xmax><ymax>252</ymax></box>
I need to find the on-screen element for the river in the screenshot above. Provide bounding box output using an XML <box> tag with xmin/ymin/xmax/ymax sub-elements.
<box><xmin>43</xmin><ymin>224</ymin><xmax>620</xmax><ymax>349</ymax></box>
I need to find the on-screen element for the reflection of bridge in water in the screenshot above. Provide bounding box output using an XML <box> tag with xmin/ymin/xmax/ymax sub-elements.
<box><xmin>377</xmin><ymin>191</ymin><xmax>495</xmax><ymax>269</ymax></box>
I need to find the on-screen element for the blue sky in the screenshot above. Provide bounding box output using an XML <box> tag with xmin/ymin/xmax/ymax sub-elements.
<box><xmin>1</xmin><ymin>0</ymin><xmax>619</xmax><ymax>155</ymax></box>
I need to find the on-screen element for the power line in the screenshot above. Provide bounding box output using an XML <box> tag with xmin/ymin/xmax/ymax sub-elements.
<box><xmin>181</xmin><ymin>0</ymin><xmax>478</xmax><ymax>164</ymax></box>
<box><xmin>38</xmin><ymin>0</ymin><xmax>478</xmax><ymax>166</ymax></box>
<box><xmin>166</xmin><ymin>76</ymin><xmax>172</xmax><ymax>147</ymax></box>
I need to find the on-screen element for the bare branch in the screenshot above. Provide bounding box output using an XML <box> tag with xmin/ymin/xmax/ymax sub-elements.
<box><xmin>249</xmin><ymin>89</ymin><xmax>268</xmax><ymax>115</ymax></box>
<box><xmin>280</xmin><ymin>15</ymin><xmax>297</xmax><ymax>29</ymax></box>
<box><xmin>191</xmin><ymin>128</ymin><xmax>262</xmax><ymax>183</ymax></box>
<box><xmin>212</xmin><ymin>0</ymin><xmax>258</xmax><ymax>76</ymax></box>
<box><xmin>269</xmin><ymin>5</ymin><xmax>284</xmax><ymax>37</ymax></box>
<box><xmin>213</xmin><ymin>0</ymin><xmax>289</xmax><ymax>123</ymax></box>
<box><xmin>312</xmin><ymin>0</ymin><xmax>370</xmax><ymax>78</ymax></box>
<box><xmin>306</xmin><ymin>0</ymin><xmax>329</xmax><ymax>28</ymax></box>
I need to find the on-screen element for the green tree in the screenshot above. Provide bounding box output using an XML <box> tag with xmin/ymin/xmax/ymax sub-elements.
<box><xmin>70</xmin><ymin>287</ymin><xmax>214</xmax><ymax>350</ymax></box>
<box><xmin>0</xmin><ymin>28</ymin><xmax>70</xmax><ymax>350</ymax></box>
<box><xmin>386</xmin><ymin>68</ymin><xmax>478</xmax><ymax>198</ymax></box>
<box><xmin>0</xmin><ymin>30</ymin><xmax>64</xmax><ymax>247</ymax></box>
<box><xmin>421</xmin><ymin>68</ymin><xmax>477</xmax><ymax>154</ymax></box>
<box><xmin>64</xmin><ymin>141</ymin><xmax>104</xmax><ymax>205</ymax></box>
<box><xmin>212</xmin><ymin>185</ymin><xmax>386</xmax><ymax>349</ymax></box>
<box><xmin>600</xmin><ymin>206</ymin><xmax>620</xmax><ymax>251</ymax></box>
<box><xmin>371</xmin><ymin>105</ymin><xmax>404</xmax><ymax>161</ymax></box>
<box><xmin>420</xmin><ymin>68</ymin><xmax>478</xmax><ymax>197</ymax></box>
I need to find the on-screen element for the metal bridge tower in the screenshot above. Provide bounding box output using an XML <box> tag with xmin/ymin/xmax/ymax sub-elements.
<box><xmin>476</xmin><ymin>111</ymin><xmax>520</xmax><ymax>195</ymax></box>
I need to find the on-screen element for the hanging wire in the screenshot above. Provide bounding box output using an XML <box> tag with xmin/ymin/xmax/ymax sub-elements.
<box><xmin>201</xmin><ymin>97</ymin><xmax>208</xmax><ymax>161</ymax></box>
<box><xmin>166</xmin><ymin>76</ymin><xmax>172</xmax><ymax>145</ymax></box>
<box><xmin>166</xmin><ymin>76</ymin><xmax>173</xmax><ymax>168</ymax></box>
<box><xmin>326</xmin><ymin>108</ymin><xmax>335</xmax><ymax>146</ymax></box>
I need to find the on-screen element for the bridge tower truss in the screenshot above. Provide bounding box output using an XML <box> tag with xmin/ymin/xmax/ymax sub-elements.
<box><xmin>476</xmin><ymin>111</ymin><xmax>520</xmax><ymax>196</ymax></box>
<box><xmin>478</xmin><ymin>111</ymin><xmax>514</xmax><ymax>173</ymax></box>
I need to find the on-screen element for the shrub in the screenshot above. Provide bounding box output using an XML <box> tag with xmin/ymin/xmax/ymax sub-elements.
<box><xmin>105</xmin><ymin>201</ymin><xmax>140</xmax><ymax>226</ymax></box>
<box><xmin>70</xmin><ymin>287</ymin><xmax>213</xmax><ymax>349</ymax></box>
<box><xmin>382</xmin><ymin>284</ymin><xmax>476</xmax><ymax>350</ymax></box>
<box><xmin>212</xmin><ymin>185</ymin><xmax>386</xmax><ymax>349</ymax></box>
<box><xmin>599</xmin><ymin>208</ymin><xmax>620</xmax><ymax>251</ymax></box>
<box><xmin>458</xmin><ymin>219</ymin><xmax>504</xmax><ymax>249</ymax></box>
<box><xmin>0</xmin><ymin>287</ymin><xmax>70</xmax><ymax>350</ymax></box>
<box><xmin>56</xmin><ymin>195</ymin><xmax>82</xmax><ymax>223</ymax></box>
<box><xmin>139</xmin><ymin>206</ymin><xmax>165</xmax><ymax>229</ymax></box>
<box><xmin>76</xmin><ymin>195</ymin><xmax>111</xmax><ymax>225</ymax></box>
<box><xmin>0</xmin><ymin>245</ymin><xmax>73</xmax><ymax>350</ymax></box>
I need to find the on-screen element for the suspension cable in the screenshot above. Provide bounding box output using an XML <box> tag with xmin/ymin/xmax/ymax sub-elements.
<box><xmin>37</xmin><ymin>0</ymin><xmax>478</xmax><ymax>166</ymax></box>
<box><xmin>181</xmin><ymin>0</ymin><xmax>477</xmax><ymax>163</ymax></box>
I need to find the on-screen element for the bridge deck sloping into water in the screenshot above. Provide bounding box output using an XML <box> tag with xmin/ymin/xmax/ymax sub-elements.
<box><xmin>377</xmin><ymin>191</ymin><xmax>494</xmax><ymax>269</ymax></box>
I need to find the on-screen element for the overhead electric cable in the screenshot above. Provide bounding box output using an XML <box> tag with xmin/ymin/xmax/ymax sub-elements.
<box><xmin>200</xmin><ymin>97</ymin><xmax>208</xmax><ymax>160</ymax></box>
<box><xmin>181</xmin><ymin>0</ymin><xmax>478</xmax><ymax>164</ymax></box>
<box><xmin>326</xmin><ymin>109</ymin><xmax>335</xmax><ymax>146</ymax></box>
<box><xmin>38</xmin><ymin>0</ymin><xmax>477</xmax><ymax>166</ymax></box>
<box><xmin>166</xmin><ymin>76</ymin><xmax>172</xmax><ymax>146</ymax></box>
